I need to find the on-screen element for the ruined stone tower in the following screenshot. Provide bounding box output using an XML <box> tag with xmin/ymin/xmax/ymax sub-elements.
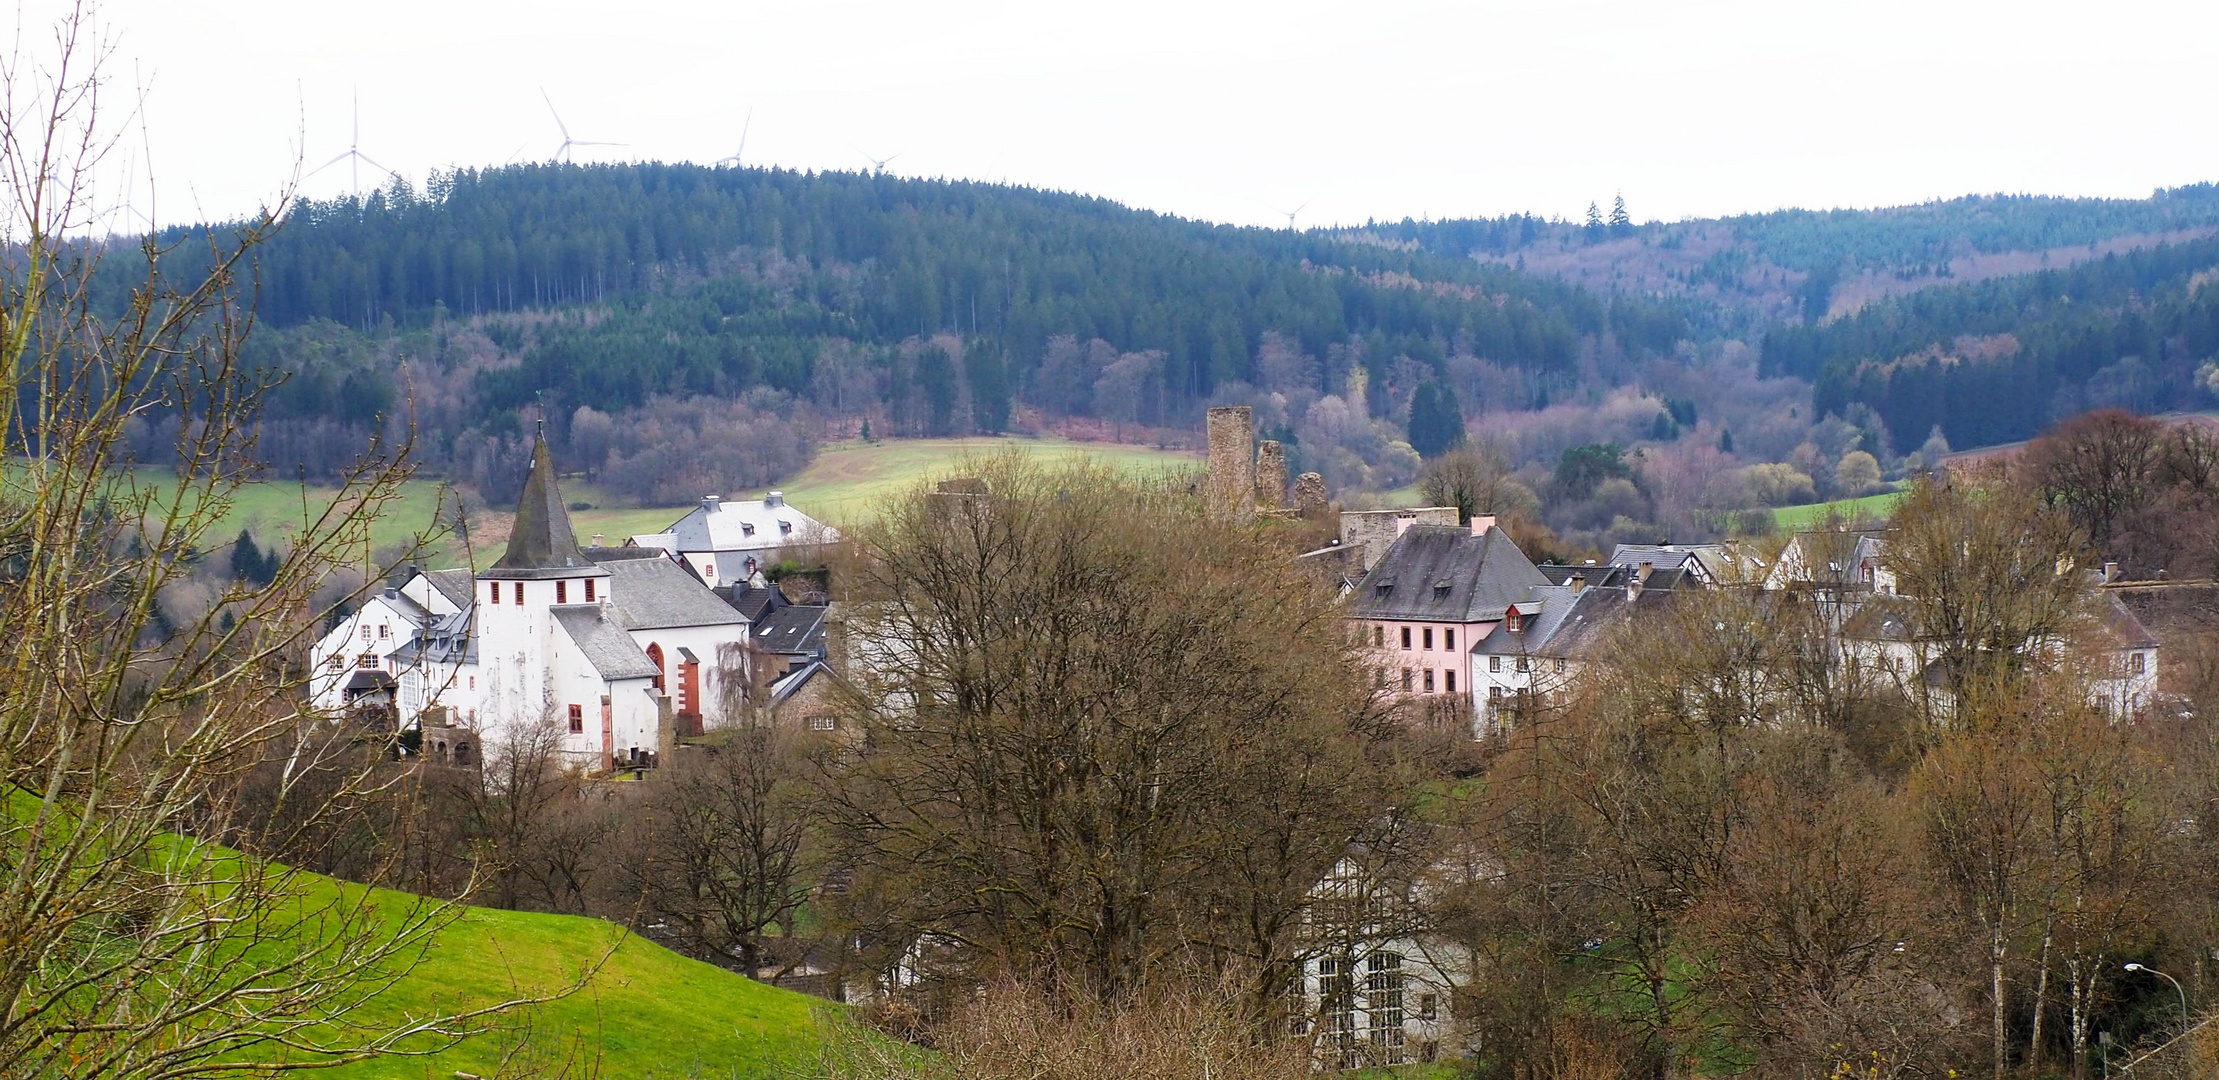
<box><xmin>1254</xmin><ymin>440</ymin><xmax>1288</xmax><ymax>511</ymax></box>
<box><xmin>1293</xmin><ymin>471</ymin><xmax>1329</xmax><ymax>518</ymax></box>
<box><xmin>1205</xmin><ymin>406</ymin><xmax>1256</xmax><ymax>521</ymax></box>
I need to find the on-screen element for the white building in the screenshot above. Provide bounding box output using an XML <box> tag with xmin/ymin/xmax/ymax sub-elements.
<box><xmin>631</xmin><ymin>491</ymin><xmax>839</xmax><ymax>587</ymax></box>
<box><xmin>308</xmin><ymin>436</ymin><xmax>757</xmax><ymax>769</ymax></box>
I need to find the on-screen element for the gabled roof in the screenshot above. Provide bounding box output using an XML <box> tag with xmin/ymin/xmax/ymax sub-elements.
<box><xmin>422</xmin><ymin>568</ymin><xmax>477</xmax><ymax>611</ymax></box>
<box><xmin>1530</xmin><ymin>585</ymin><xmax>1681</xmax><ymax>659</ymax></box>
<box><xmin>599</xmin><ymin>557</ymin><xmax>750</xmax><ymax>631</ymax></box>
<box><xmin>551</xmin><ymin>605</ymin><xmax>661</xmax><ymax>681</ymax></box>
<box><xmin>488</xmin><ymin>436</ymin><xmax>601</xmax><ymax>579</ymax></box>
<box><xmin>2100</xmin><ymin>593</ymin><xmax>2160</xmax><ymax>650</ymax></box>
<box><xmin>655</xmin><ymin>494</ymin><xmax>840</xmax><ymax>555</ymax></box>
<box><xmin>754</xmin><ymin>604</ymin><xmax>828</xmax><ymax>657</ymax></box>
<box><xmin>726</xmin><ymin>582</ymin><xmax>785</xmax><ymax>623</ymax></box>
<box><xmin>1350</xmin><ymin>525</ymin><xmax>1550</xmax><ymax>623</ymax></box>
<box><xmin>1840</xmin><ymin>596</ymin><xmax>1918</xmax><ymax>642</ymax></box>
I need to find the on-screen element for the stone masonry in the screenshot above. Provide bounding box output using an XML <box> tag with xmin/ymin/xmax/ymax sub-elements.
<box><xmin>1293</xmin><ymin>472</ymin><xmax>1329</xmax><ymax>518</ymax></box>
<box><xmin>1338</xmin><ymin>505</ymin><xmax>1460</xmax><ymax>573</ymax></box>
<box><xmin>1254</xmin><ymin>440</ymin><xmax>1289</xmax><ymax>511</ymax></box>
<box><xmin>1205</xmin><ymin>406</ymin><xmax>1256</xmax><ymax>521</ymax></box>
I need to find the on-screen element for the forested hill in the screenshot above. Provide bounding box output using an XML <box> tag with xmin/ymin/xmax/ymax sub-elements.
<box><xmin>236</xmin><ymin>163</ymin><xmax>1682</xmax><ymax>421</ymax></box>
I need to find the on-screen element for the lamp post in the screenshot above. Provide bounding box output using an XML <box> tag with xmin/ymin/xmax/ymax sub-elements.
<box><xmin>2124</xmin><ymin>962</ymin><xmax>2189</xmax><ymax>1034</ymax></box>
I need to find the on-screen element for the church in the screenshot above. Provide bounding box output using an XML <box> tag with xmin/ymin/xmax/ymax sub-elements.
<box><xmin>307</xmin><ymin>436</ymin><xmax>762</xmax><ymax>770</ymax></box>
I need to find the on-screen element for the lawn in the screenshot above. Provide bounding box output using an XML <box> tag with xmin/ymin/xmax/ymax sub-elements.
<box><xmin>1771</xmin><ymin>490</ymin><xmax>1906</xmax><ymax>530</ymax></box>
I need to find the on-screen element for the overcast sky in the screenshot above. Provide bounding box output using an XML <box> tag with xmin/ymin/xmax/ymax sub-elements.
<box><xmin>37</xmin><ymin>0</ymin><xmax>2219</xmax><ymax>230</ymax></box>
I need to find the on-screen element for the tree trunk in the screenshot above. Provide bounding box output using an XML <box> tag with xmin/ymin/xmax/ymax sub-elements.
<box><xmin>2067</xmin><ymin>958</ymin><xmax>2092</xmax><ymax>1080</ymax></box>
<box><xmin>1993</xmin><ymin>924</ymin><xmax>2010</xmax><ymax>1080</ymax></box>
<box><xmin>2031</xmin><ymin>924</ymin><xmax>2052</xmax><ymax>1063</ymax></box>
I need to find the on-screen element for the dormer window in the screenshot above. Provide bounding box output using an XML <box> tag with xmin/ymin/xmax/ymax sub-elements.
<box><xmin>779</xmin><ymin>520</ymin><xmax>792</xmax><ymax>534</ymax></box>
<box><xmin>1505</xmin><ymin>609</ymin><xmax>1524</xmax><ymax>632</ymax></box>
<box><xmin>741</xmin><ymin>523</ymin><xmax>756</xmax><ymax>536</ymax></box>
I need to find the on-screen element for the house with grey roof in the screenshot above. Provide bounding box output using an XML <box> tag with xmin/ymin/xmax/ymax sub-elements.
<box><xmin>309</xmin><ymin>436</ymin><xmax>760</xmax><ymax>770</ymax></box>
<box><xmin>1347</xmin><ymin>520</ymin><xmax>1551</xmax><ymax>726</ymax></box>
<box><xmin>630</xmin><ymin>491</ymin><xmax>840</xmax><ymax>588</ymax></box>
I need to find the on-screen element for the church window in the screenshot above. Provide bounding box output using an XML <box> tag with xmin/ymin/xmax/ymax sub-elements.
<box><xmin>513</xmin><ymin>582</ymin><xmax>524</xmax><ymax>605</ymax></box>
<box><xmin>567</xmin><ymin>704</ymin><xmax>584</xmax><ymax>734</ymax></box>
<box><xmin>556</xmin><ymin>580</ymin><xmax>568</xmax><ymax>603</ymax></box>
<box><xmin>585</xmin><ymin>578</ymin><xmax>596</xmax><ymax>602</ymax></box>
<box><xmin>646</xmin><ymin>643</ymin><xmax>666</xmax><ymax>691</ymax></box>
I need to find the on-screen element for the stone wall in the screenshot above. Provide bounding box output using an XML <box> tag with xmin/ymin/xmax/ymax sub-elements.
<box><xmin>1254</xmin><ymin>440</ymin><xmax>1289</xmax><ymax>510</ymax></box>
<box><xmin>1205</xmin><ymin>406</ymin><xmax>1256</xmax><ymax>520</ymax></box>
<box><xmin>1338</xmin><ymin>506</ymin><xmax>1460</xmax><ymax>574</ymax></box>
<box><xmin>1293</xmin><ymin>472</ymin><xmax>1329</xmax><ymax>518</ymax></box>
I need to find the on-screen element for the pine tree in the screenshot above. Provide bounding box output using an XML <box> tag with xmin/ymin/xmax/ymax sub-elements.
<box><xmin>1608</xmin><ymin>193</ymin><xmax>1632</xmax><ymax>238</ymax></box>
<box><xmin>1718</xmin><ymin>427</ymin><xmax>1735</xmax><ymax>454</ymax></box>
<box><xmin>1406</xmin><ymin>380</ymin><xmax>1466</xmax><ymax>458</ymax></box>
<box><xmin>1583</xmin><ymin>202</ymin><xmax>1605</xmax><ymax>242</ymax></box>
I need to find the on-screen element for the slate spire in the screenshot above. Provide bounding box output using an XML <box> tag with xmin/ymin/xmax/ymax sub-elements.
<box><xmin>493</xmin><ymin>434</ymin><xmax>589</xmax><ymax>571</ymax></box>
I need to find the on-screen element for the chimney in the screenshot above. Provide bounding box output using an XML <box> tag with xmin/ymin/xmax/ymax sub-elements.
<box><xmin>823</xmin><ymin>605</ymin><xmax>849</xmax><ymax>677</ymax></box>
<box><xmin>701</xmin><ymin>494</ymin><xmax>722</xmax><ymax>511</ymax></box>
<box><xmin>653</xmin><ymin>692</ymin><xmax>675</xmax><ymax>774</ymax></box>
<box><xmin>765</xmin><ymin>491</ymin><xmax>785</xmax><ymax>508</ymax></box>
<box><xmin>1628</xmin><ymin>561</ymin><xmax>1653</xmax><ymax>601</ymax></box>
<box><xmin>590</xmin><ymin>533</ymin><xmax>604</xmax><ymax>547</ymax></box>
<box><xmin>1569</xmin><ymin>571</ymin><xmax>1587</xmax><ymax>595</ymax></box>
<box><xmin>1469</xmin><ymin>514</ymin><xmax>1497</xmax><ymax>536</ymax></box>
<box><xmin>2103</xmin><ymin>561</ymin><xmax>2120</xmax><ymax>583</ymax></box>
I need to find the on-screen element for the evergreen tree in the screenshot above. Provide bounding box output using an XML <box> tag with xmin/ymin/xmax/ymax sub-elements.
<box><xmin>1406</xmin><ymin>380</ymin><xmax>1467</xmax><ymax>458</ymax></box>
<box><xmin>228</xmin><ymin>529</ymin><xmax>275</xmax><ymax>585</ymax></box>
<box><xmin>1608</xmin><ymin>193</ymin><xmax>1632</xmax><ymax>238</ymax></box>
<box><xmin>1583</xmin><ymin>202</ymin><xmax>1605</xmax><ymax>242</ymax></box>
<box><xmin>1718</xmin><ymin>427</ymin><xmax>1735</xmax><ymax>454</ymax></box>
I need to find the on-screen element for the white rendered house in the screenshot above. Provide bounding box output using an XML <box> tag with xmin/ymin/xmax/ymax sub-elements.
<box><xmin>631</xmin><ymin>491</ymin><xmax>839</xmax><ymax>587</ymax></box>
<box><xmin>308</xmin><ymin>437</ymin><xmax>755</xmax><ymax>768</ymax></box>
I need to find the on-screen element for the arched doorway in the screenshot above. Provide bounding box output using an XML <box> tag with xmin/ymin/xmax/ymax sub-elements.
<box><xmin>645</xmin><ymin>642</ymin><xmax>665</xmax><ymax>691</ymax></box>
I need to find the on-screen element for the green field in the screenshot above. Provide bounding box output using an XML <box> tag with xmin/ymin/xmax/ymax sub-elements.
<box><xmin>1771</xmin><ymin>490</ymin><xmax>1906</xmax><ymax>530</ymax></box>
<box><xmin>571</xmin><ymin>436</ymin><xmax>1204</xmax><ymax>542</ymax></box>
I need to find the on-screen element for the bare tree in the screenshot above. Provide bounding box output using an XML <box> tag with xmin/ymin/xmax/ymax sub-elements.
<box><xmin>0</xmin><ymin>6</ymin><xmax>547</xmax><ymax>1074</ymax></box>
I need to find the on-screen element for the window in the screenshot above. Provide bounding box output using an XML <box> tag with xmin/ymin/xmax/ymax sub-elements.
<box><xmin>1400</xmin><ymin>627</ymin><xmax>1412</xmax><ymax>649</ymax></box>
<box><xmin>356</xmin><ymin>653</ymin><xmax>377</xmax><ymax>669</ymax></box>
<box><xmin>1444</xmin><ymin>629</ymin><xmax>1455</xmax><ymax>650</ymax></box>
<box><xmin>556</xmin><ymin>580</ymin><xmax>568</xmax><ymax>603</ymax></box>
<box><xmin>584</xmin><ymin>578</ymin><xmax>596</xmax><ymax>602</ymax></box>
<box><xmin>1490</xmin><ymin>686</ymin><xmax>1503</xmax><ymax>699</ymax></box>
<box><xmin>567</xmin><ymin>704</ymin><xmax>584</xmax><ymax>734</ymax></box>
<box><xmin>1554</xmin><ymin>657</ymin><xmax>1567</xmax><ymax>673</ymax></box>
<box><xmin>1506</xmin><ymin>609</ymin><xmax>1524</xmax><ymax>632</ymax></box>
<box><xmin>1374</xmin><ymin>668</ymin><xmax>1386</xmax><ymax>690</ymax></box>
<box><xmin>468</xmin><ymin>675</ymin><xmax>475</xmax><ymax>690</ymax></box>
<box><xmin>1318</xmin><ymin>957</ymin><xmax>1358</xmax><ymax>1070</ymax></box>
<box><xmin>1516</xmin><ymin>656</ymin><xmax>1530</xmax><ymax>672</ymax></box>
<box><xmin>378</xmin><ymin>624</ymin><xmax>390</xmax><ymax>639</ymax></box>
<box><xmin>808</xmin><ymin>715</ymin><xmax>837</xmax><ymax>731</ymax></box>
<box><xmin>2131</xmin><ymin>651</ymin><xmax>2146</xmax><ymax>674</ymax></box>
<box><xmin>1422</xmin><ymin>627</ymin><xmax>1434</xmax><ymax>650</ymax></box>
<box><xmin>1367</xmin><ymin>952</ymin><xmax>1406</xmax><ymax>1062</ymax></box>
<box><xmin>326</xmin><ymin>654</ymin><xmax>344</xmax><ymax>671</ymax></box>
<box><xmin>512</xmin><ymin>582</ymin><xmax>524</xmax><ymax>606</ymax></box>
<box><xmin>1400</xmin><ymin>669</ymin><xmax>1413</xmax><ymax>692</ymax></box>
<box><xmin>1445</xmin><ymin>671</ymin><xmax>1457</xmax><ymax>693</ymax></box>
<box><xmin>1418</xmin><ymin>992</ymin><xmax>1438</xmax><ymax>1021</ymax></box>
<box><xmin>1373</xmin><ymin>625</ymin><xmax>1384</xmax><ymax>648</ymax></box>
<box><xmin>360</xmin><ymin>626</ymin><xmax>372</xmax><ymax>643</ymax></box>
<box><xmin>1489</xmin><ymin>655</ymin><xmax>1501</xmax><ymax>673</ymax></box>
<box><xmin>1422</xmin><ymin>669</ymin><xmax>1435</xmax><ymax>693</ymax></box>
<box><xmin>489</xmin><ymin>581</ymin><xmax>499</xmax><ymax>604</ymax></box>
<box><xmin>705</xmin><ymin>563</ymin><xmax>716</xmax><ymax>578</ymax></box>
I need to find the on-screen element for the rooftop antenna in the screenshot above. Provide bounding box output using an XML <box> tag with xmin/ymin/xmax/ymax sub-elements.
<box><xmin>541</xmin><ymin>88</ymin><xmax>627</xmax><ymax>164</ymax></box>
<box><xmin>856</xmin><ymin>147</ymin><xmax>902</xmax><ymax>175</ymax></box>
<box><xmin>1276</xmin><ymin>201</ymin><xmax>1310</xmax><ymax>232</ymax></box>
<box><xmin>714</xmin><ymin>109</ymin><xmax>753</xmax><ymax>168</ymax></box>
<box><xmin>306</xmin><ymin>91</ymin><xmax>395</xmax><ymax>198</ymax></box>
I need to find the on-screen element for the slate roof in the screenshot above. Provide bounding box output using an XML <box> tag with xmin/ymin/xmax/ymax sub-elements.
<box><xmin>1840</xmin><ymin>597</ymin><xmax>1918</xmax><ymax>642</ymax></box>
<box><xmin>755</xmin><ymin>604</ymin><xmax>829</xmax><ymax>657</ymax></box>
<box><xmin>422</xmin><ymin>568</ymin><xmax>476</xmax><ymax>611</ymax></box>
<box><xmin>551</xmin><ymin>605</ymin><xmax>661</xmax><ymax>681</ymax></box>
<box><xmin>654</xmin><ymin>494</ymin><xmax>839</xmax><ymax>554</ymax></box>
<box><xmin>726</xmin><ymin>583</ymin><xmax>784</xmax><ymax>623</ymax></box>
<box><xmin>598</xmin><ymin>557</ymin><xmax>750</xmax><ymax>631</ymax></box>
<box><xmin>1350</xmin><ymin>526</ymin><xmax>1550</xmax><ymax>623</ymax></box>
<box><xmin>1530</xmin><ymin>586</ymin><xmax>1681</xmax><ymax>659</ymax></box>
<box><xmin>2101</xmin><ymin>593</ymin><xmax>2160</xmax><ymax>650</ymax></box>
<box><xmin>489</xmin><ymin>437</ymin><xmax>601</xmax><ymax>579</ymax></box>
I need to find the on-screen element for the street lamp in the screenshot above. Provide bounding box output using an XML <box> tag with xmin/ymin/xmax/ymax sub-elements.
<box><xmin>2124</xmin><ymin>962</ymin><xmax>2189</xmax><ymax>1032</ymax></box>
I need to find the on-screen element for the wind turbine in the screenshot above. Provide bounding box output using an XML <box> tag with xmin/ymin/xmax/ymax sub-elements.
<box><xmin>856</xmin><ymin>147</ymin><xmax>902</xmax><ymax>175</ymax></box>
<box><xmin>1276</xmin><ymin>201</ymin><xmax>1310</xmax><ymax>232</ymax></box>
<box><xmin>714</xmin><ymin>109</ymin><xmax>753</xmax><ymax>168</ymax></box>
<box><xmin>541</xmin><ymin>89</ymin><xmax>626</xmax><ymax>164</ymax></box>
<box><xmin>307</xmin><ymin>92</ymin><xmax>394</xmax><ymax>198</ymax></box>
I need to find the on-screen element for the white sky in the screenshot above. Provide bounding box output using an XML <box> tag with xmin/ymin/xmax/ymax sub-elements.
<box><xmin>31</xmin><ymin>0</ymin><xmax>2219</xmax><ymax>230</ymax></box>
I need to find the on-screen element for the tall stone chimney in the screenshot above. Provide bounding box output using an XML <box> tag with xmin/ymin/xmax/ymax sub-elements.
<box><xmin>1204</xmin><ymin>406</ymin><xmax>1256</xmax><ymax>521</ymax></box>
<box><xmin>1254</xmin><ymin>440</ymin><xmax>1289</xmax><ymax>511</ymax></box>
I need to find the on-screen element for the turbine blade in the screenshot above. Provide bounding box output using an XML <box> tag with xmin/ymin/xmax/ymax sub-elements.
<box><xmin>306</xmin><ymin>151</ymin><xmax>354</xmax><ymax>178</ymax></box>
<box><xmin>355</xmin><ymin>152</ymin><xmax>395</xmax><ymax>176</ymax></box>
<box><xmin>540</xmin><ymin>88</ymin><xmax>571</xmax><ymax>140</ymax></box>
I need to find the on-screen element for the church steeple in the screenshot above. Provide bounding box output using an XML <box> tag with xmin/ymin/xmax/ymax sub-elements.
<box><xmin>491</xmin><ymin>434</ymin><xmax>592</xmax><ymax>574</ymax></box>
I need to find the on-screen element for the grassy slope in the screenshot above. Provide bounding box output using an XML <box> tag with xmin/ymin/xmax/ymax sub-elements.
<box><xmin>1771</xmin><ymin>491</ymin><xmax>1905</xmax><ymax>530</ymax></box>
<box><xmin>317</xmin><ymin>897</ymin><xmax>821</xmax><ymax>1080</ymax></box>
